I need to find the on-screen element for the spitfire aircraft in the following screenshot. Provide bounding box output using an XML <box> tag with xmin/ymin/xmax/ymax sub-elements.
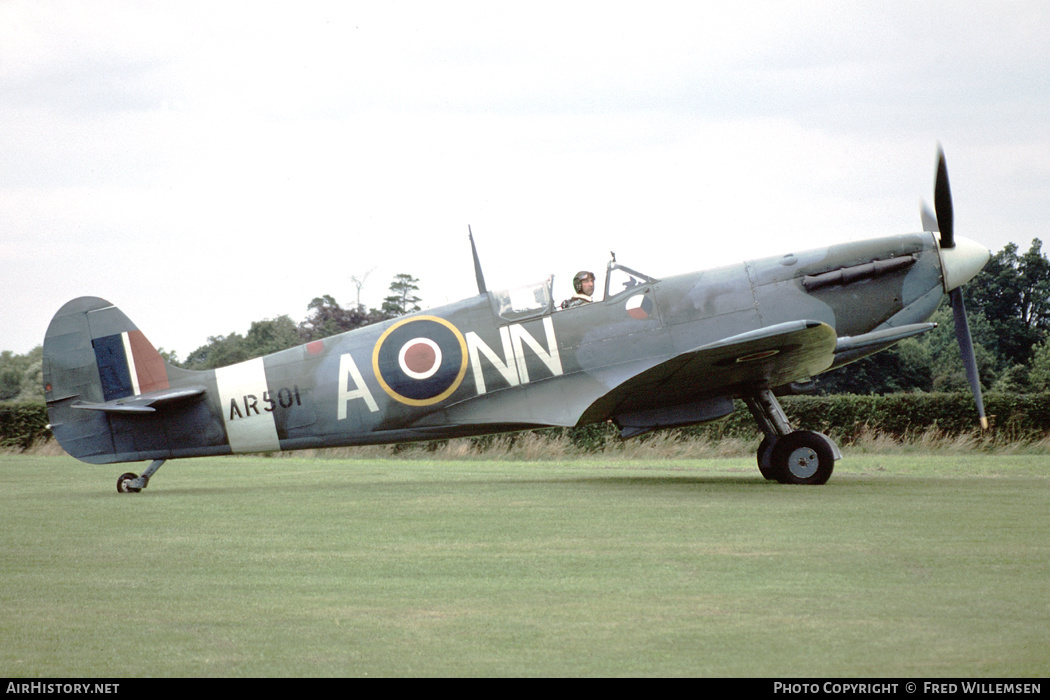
<box><xmin>43</xmin><ymin>149</ymin><xmax>990</xmax><ymax>491</ymax></box>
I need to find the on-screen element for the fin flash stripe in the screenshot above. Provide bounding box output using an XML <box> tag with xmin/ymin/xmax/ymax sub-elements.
<box><xmin>92</xmin><ymin>330</ymin><xmax>169</xmax><ymax>401</ymax></box>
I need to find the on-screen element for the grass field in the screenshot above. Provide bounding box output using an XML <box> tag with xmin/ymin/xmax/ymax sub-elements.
<box><xmin>1</xmin><ymin>451</ymin><xmax>1047</xmax><ymax>677</ymax></box>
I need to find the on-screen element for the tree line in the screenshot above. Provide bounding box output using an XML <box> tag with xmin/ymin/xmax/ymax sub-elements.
<box><xmin>4</xmin><ymin>241</ymin><xmax>1050</xmax><ymax>402</ymax></box>
<box><xmin>176</xmin><ymin>272</ymin><xmax>423</xmax><ymax>370</ymax></box>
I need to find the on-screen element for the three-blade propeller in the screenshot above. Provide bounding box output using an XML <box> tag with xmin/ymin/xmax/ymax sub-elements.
<box><xmin>923</xmin><ymin>148</ymin><xmax>989</xmax><ymax>430</ymax></box>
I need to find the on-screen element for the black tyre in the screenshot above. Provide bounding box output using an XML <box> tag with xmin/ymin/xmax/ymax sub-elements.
<box><xmin>117</xmin><ymin>472</ymin><xmax>141</xmax><ymax>494</ymax></box>
<box><xmin>770</xmin><ymin>431</ymin><xmax>835</xmax><ymax>485</ymax></box>
<box><xmin>757</xmin><ymin>435</ymin><xmax>778</xmax><ymax>481</ymax></box>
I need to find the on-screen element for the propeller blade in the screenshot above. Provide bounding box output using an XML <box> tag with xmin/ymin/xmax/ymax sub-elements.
<box><xmin>950</xmin><ymin>287</ymin><xmax>988</xmax><ymax>430</ymax></box>
<box><xmin>920</xmin><ymin>201</ymin><xmax>938</xmax><ymax>232</ymax></box>
<box><xmin>935</xmin><ymin>148</ymin><xmax>955</xmax><ymax>248</ymax></box>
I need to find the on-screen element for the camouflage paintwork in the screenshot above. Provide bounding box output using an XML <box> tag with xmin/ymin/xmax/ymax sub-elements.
<box><xmin>43</xmin><ymin>229</ymin><xmax>976</xmax><ymax>467</ymax></box>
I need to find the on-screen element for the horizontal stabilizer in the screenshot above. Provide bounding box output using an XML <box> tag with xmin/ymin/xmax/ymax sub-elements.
<box><xmin>72</xmin><ymin>386</ymin><xmax>206</xmax><ymax>414</ymax></box>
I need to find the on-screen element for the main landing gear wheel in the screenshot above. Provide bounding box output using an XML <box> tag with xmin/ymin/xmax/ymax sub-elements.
<box><xmin>757</xmin><ymin>435</ymin><xmax>778</xmax><ymax>481</ymax></box>
<box><xmin>117</xmin><ymin>472</ymin><xmax>141</xmax><ymax>493</ymax></box>
<box><xmin>770</xmin><ymin>431</ymin><xmax>835</xmax><ymax>485</ymax></box>
<box><xmin>745</xmin><ymin>390</ymin><xmax>838</xmax><ymax>485</ymax></box>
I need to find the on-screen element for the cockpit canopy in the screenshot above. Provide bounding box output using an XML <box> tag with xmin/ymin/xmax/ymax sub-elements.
<box><xmin>492</xmin><ymin>279</ymin><xmax>554</xmax><ymax>322</ymax></box>
<box><xmin>491</xmin><ymin>255</ymin><xmax>657</xmax><ymax>322</ymax></box>
<box><xmin>604</xmin><ymin>260</ymin><xmax>655</xmax><ymax>300</ymax></box>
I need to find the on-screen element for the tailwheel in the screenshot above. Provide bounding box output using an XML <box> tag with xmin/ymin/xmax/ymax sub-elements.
<box><xmin>115</xmin><ymin>459</ymin><xmax>165</xmax><ymax>494</ymax></box>
<box><xmin>770</xmin><ymin>430</ymin><xmax>835</xmax><ymax>485</ymax></box>
<box><xmin>117</xmin><ymin>472</ymin><xmax>141</xmax><ymax>494</ymax></box>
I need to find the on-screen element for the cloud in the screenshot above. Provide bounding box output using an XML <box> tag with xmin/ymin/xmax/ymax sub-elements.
<box><xmin>3</xmin><ymin>1</ymin><xmax>1049</xmax><ymax>355</ymax></box>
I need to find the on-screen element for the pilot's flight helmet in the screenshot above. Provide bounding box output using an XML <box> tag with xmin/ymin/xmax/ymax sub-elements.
<box><xmin>573</xmin><ymin>271</ymin><xmax>595</xmax><ymax>294</ymax></box>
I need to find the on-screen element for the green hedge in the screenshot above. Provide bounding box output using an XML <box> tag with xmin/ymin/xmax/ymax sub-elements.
<box><xmin>684</xmin><ymin>393</ymin><xmax>1050</xmax><ymax>442</ymax></box>
<box><xmin>541</xmin><ymin>392</ymin><xmax>1050</xmax><ymax>452</ymax></box>
<box><xmin>6</xmin><ymin>394</ymin><xmax>1050</xmax><ymax>454</ymax></box>
<box><xmin>473</xmin><ymin>393</ymin><xmax>1050</xmax><ymax>452</ymax></box>
<box><xmin>0</xmin><ymin>403</ymin><xmax>50</xmax><ymax>450</ymax></box>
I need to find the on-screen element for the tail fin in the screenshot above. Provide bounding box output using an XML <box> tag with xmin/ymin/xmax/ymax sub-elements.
<box><xmin>43</xmin><ymin>297</ymin><xmax>181</xmax><ymax>463</ymax></box>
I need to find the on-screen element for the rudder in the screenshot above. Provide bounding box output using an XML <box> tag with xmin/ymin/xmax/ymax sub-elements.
<box><xmin>43</xmin><ymin>297</ymin><xmax>173</xmax><ymax>462</ymax></box>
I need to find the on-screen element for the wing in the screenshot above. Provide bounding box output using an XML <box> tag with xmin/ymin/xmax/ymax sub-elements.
<box><xmin>410</xmin><ymin>318</ymin><xmax>935</xmax><ymax>436</ymax></box>
<box><xmin>582</xmin><ymin>320</ymin><xmax>838</xmax><ymax>422</ymax></box>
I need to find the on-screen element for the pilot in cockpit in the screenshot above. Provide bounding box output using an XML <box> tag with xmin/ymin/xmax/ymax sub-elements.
<box><xmin>560</xmin><ymin>270</ymin><xmax>595</xmax><ymax>309</ymax></box>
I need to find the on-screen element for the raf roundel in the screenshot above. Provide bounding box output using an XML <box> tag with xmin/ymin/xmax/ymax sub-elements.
<box><xmin>372</xmin><ymin>316</ymin><xmax>469</xmax><ymax>406</ymax></box>
<box><xmin>398</xmin><ymin>337</ymin><xmax>442</xmax><ymax>379</ymax></box>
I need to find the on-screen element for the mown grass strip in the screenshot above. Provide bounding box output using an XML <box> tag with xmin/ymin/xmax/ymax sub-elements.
<box><xmin>1</xmin><ymin>454</ymin><xmax>1046</xmax><ymax>677</ymax></box>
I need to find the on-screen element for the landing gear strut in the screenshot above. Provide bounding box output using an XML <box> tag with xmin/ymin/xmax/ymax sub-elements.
<box><xmin>116</xmin><ymin>459</ymin><xmax>166</xmax><ymax>494</ymax></box>
<box><xmin>744</xmin><ymin>390</ymin><xmax>838</xmax><ymax>485</ymax></box>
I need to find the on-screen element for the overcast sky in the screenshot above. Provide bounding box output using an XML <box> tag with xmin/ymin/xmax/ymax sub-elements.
<box><xmin>3</xmin><ymin>1</ymin><xmax>1048</xmax><ymax>356</ymax></box>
